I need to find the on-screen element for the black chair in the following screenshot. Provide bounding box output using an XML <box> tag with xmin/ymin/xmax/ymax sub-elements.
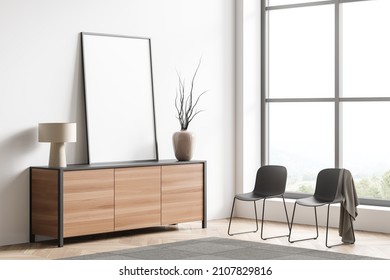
<box><xmin>288</xmin><ymin>168</ymin><xmax>355</xmax><ymax>248</ymax></box>
<box><xmin>228</xmin><ymin>165</ymin><xmax>290</xmax><ymax>240</ymax></box>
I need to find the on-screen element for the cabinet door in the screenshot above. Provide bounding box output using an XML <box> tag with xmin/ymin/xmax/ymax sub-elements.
<box><xmin>115</xmin><ymin>166</ymin><xmax>161</xmax><ymax>231</ymax></box>
<box><xmin>162</xmin><ymin>164</ymin><xmax>203</xmax><ymax>224</ymax></box>
<box><xmin>63</xmin><ymin>169</ymin><xmax>114</xmax><ymax>237</ymax></box>
<box><xmin>31</xmin><ymin>168</ymin><xmax>59</xmax><ymax>238</ymax></box>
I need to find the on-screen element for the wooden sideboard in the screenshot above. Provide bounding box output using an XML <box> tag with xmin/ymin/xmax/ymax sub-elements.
<box><xmin>30</xmin><ymin>160</ymin><xmax>207</xmax><ymax>247</ymax></box>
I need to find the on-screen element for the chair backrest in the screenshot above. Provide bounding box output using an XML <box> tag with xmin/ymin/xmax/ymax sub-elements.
<box><xmin>314</xmin><ymin>168</ymin><xmax>344</xmax><ymax>202</ymax></box>
<box><xmin>253</xmin><ymin>165</ymin><xmax>287</xmax><ymax>196</ymax></box>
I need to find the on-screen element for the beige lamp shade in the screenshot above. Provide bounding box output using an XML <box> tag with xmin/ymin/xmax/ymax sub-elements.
<box><xmin>38</xmin><ymin>123</ymin><xmax>77</xmax><ymax>143</ymax></box>
<box><xmin>38</xmin><ymin>123</ymin><xmax>77</xmax><ymax>167</ymax></box>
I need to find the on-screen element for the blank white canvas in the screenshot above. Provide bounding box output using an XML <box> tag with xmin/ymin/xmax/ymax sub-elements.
<box><xmin>82</xmin><ymin>33</ymin><xmax>157</xmax><ymax>163</ymax></box>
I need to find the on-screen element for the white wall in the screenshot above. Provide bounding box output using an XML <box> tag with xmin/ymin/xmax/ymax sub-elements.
<box><xmin>235</xmin><ymin>0</ymin><xmax>261</xmax><ymax>197</ymax></box>
<box><xmin>0</xmin><ymin>0</ymin><xmax>235</xmax><ymax>246</ymax></box>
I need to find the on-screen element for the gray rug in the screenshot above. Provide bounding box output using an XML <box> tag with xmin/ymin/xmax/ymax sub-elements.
<box><xmin>62</xmin><ymin>237</ymin><xmax>382</xmax><ymax>260</ymax></box>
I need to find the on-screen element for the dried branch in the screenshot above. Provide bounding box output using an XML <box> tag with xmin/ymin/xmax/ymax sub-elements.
<box><xmin>175</xmin><ymin>59</ymin><xmax>206</xmax><ymax>130</ymax></box>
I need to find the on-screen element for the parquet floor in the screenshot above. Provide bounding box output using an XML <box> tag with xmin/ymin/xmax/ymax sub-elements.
<box><xmin>1</xmin><ymin>218</ymin><xmax>390</xmax><ymax>260</ymax></box>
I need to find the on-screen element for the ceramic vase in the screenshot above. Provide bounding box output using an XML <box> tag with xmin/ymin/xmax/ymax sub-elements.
<box><xmin>173</xmin><ymin>130</ymin><xmax>194</xmax><ymax>161</ymax></box>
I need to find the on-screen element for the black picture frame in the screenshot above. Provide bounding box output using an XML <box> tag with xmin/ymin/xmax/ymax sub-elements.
<box><xmin>81</xmin><ymin>32</ymin><xmax>159</xmax><ymax>164</ymax></box>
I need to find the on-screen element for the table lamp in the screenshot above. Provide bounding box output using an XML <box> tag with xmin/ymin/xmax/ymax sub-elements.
<box><xmin>38</xmin><ymin>123</ymin><xmax>77</xmax><ymax>167</ymax></box>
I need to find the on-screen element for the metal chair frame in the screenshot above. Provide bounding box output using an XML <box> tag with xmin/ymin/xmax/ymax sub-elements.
<box><xmin>288</xmin><ymin>202</ymin><xmax>355</xmax><ymax>248</ymax></box>
<box><xmin>228</xmin><ymin>195</ymin><xmax>290</xmax><ymax>240</ymax></box>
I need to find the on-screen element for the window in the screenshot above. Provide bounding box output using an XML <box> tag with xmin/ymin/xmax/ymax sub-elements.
<box><xmin>262</xmin><ymin>0</ymin><xmax>390</xmax><ymax>205</ymax></box>
<box><xmin>268</xmin><ymin>4</ymin><xmax>334</xmax><ymax>98</ymax></box>
<box><xmin>343</xmin><ymin>102</ymin><xmax>390</xmax><ymax>201</ymax></box>
<box><xmin>343</xmin><ymin>0</ymin><xmax>390</xmax><ymax>98</ymax></box>
<box><xmin>268</xmin><ymin>102</ymin><xmax>334</xmax><ymax>194</ymax></box>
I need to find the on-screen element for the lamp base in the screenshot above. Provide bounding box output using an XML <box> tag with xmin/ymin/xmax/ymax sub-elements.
<box><xmin>49</xmin><ymin>142</ymin><xmax>67</xmax><ymax>168</ymax></box>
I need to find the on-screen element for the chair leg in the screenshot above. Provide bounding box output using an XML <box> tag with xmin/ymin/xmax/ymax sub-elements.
<box><xmin>228</xmin><ymin>198</ymin><xmax>259</xmax><ymax>236</ymax></box>
<box><xmin>227</xmin><ymin>197</ymin><xmax>236</xmax><ymax>235</ymax></box>
<box><xmin>288</xmin><ymin>203</ymin><xmax>319</xmax><ymax>243</ymax></box>
<box><xmin>325</xmin><ymin>204</ymin><xmax>356</xmax><ymax>248</ymax></box>
<box><xmin>314</xmin><ymin>207</ymin><xmax>319</xmax><ymax>238</ymax></box>
<box><xmin>282</xmin><ymin>196</ymin><xmax>291</xmax><ymax>232</ymax></box>
<box><xmin>260</xmin><ymin>196</ymin><xmax>290</xmax><ymax>240</ymax></box>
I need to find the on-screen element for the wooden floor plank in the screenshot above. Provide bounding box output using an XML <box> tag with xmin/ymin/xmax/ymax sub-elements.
<box><xmin>1</xmin><ymin>218</ymin><xmax>389</xmax><ymax>259</ymax></box>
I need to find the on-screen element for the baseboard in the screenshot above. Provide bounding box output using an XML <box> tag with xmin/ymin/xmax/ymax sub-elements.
<box><xmin>234</xmin><ymin>198</ymin><xmax>390</xmax><ymax>234</ymax></box>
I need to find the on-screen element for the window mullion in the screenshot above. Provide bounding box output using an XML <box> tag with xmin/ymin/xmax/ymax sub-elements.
<box><xmin>261</xmin><ymin>0</ymin><xmax>269</xmax><ymax>166</ymax></box>
<box><xmin>335</xmin><ymin>0</ymin><xmax>342</xmax><ymax>168</ymax></box>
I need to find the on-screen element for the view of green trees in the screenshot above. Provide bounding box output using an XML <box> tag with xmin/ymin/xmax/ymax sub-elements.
<box><xmin>354</xmin><ymin>171</ymin><xmax>390</xmax><ymax>200</ymax></box>
<box><xmin>295</xmin><ymin>170</ymin><xmax>390</xmax><ymax>200</ymax></box>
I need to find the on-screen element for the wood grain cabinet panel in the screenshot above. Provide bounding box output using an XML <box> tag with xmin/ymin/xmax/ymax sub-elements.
<box><xmin>115</xmin><ymin>166</ymin><xmax>161</xmax><ymax>231</ymax></box>
<box><xmin>63</xmin><ymin>169</ymin><xmax>114</xmax><ymax>237</ymax></box>
<box><xmin>162</xmin><ymin>164</ymin><xmax>204</xmax><ymax>224</ymax></box>
<box><xmin>31</xmin><ymin>169</ymin><xmax>59</xmax><ymax>238</ymax></box>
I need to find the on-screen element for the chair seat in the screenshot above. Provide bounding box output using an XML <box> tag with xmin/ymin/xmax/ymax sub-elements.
<box><xmin>296</xmin><ymin>196</ymin><xmax>343</xmax><ymax>207</ymax></box>
<box><xmin>235</xmin><ymin>191</ymin><xmax>266</xmax><ymax>201</ymax></box>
